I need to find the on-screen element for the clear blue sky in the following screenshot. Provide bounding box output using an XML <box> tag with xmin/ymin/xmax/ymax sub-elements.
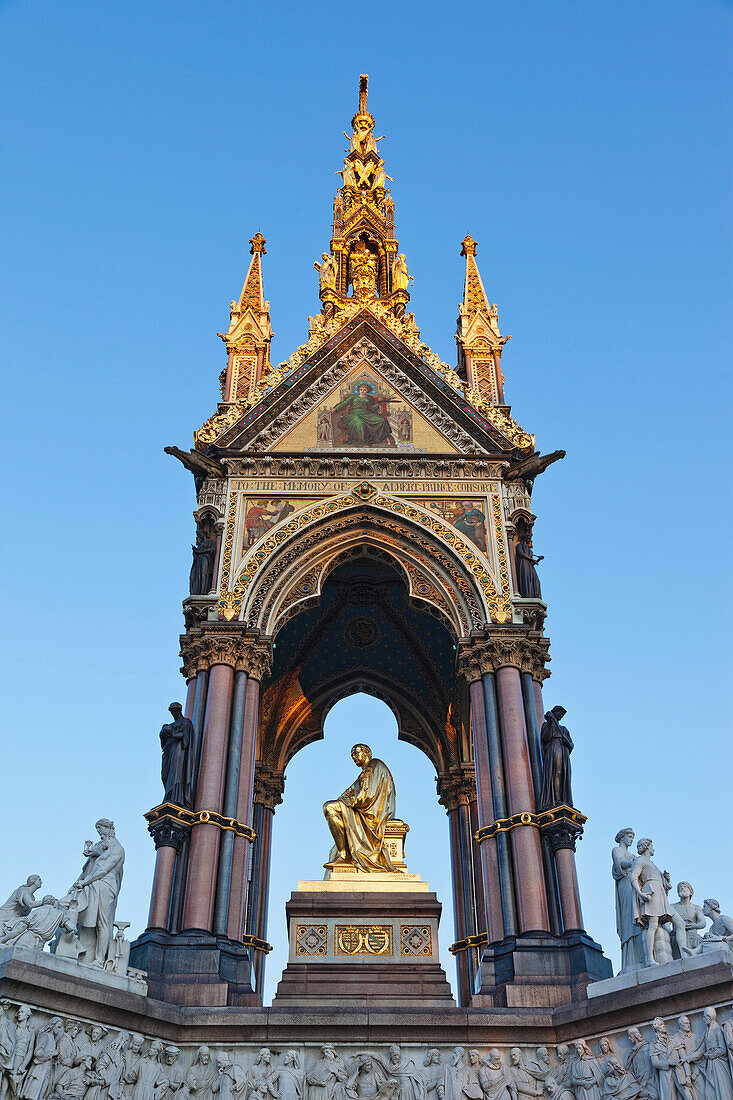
<box><xmin>1</xmin><ymin>1</ymin><xmax>731</xmax><ymax>1003</ymax></box>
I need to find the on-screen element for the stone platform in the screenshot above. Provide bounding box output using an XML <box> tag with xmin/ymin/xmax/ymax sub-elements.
<box><xmin>272</xmin><ymin>867</ymin><xmax>455</xmax><ymax>1008</ymax></box>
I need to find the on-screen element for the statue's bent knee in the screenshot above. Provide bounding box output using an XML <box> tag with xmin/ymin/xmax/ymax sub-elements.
<box><xmin>323</xmin><ymin>800</ymin><xmax>341</xmax><ymax>820</ymax></box>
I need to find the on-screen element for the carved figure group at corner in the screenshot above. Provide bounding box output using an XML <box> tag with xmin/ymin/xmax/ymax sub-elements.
<box><xmin>0</xmin><ymin>824</ymin><xmax>129</xmax><ymax>978</ymax></box>
<box><xmin>611</xmin><ymin>829</ymin><xmax>733</xmax><ymax>974</ymax></box>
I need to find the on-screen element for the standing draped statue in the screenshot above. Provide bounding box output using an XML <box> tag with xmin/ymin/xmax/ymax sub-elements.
<box><xmin>515</xmin><ymin>540</ymin><xmax>543</xmax><ymax>599</ymax></box>
<box><xmin>323</xmin><ymin>744</ymin><xmax>396</xmax><ymax>872</ymax></box>
<box><xmin>55</xmin><ymin>820</ymin><xmax>125</xmax><ymax>967</ymax></box>
<box><xmin>159</xmin><ymin>702</ymin><xmax>194</xmax><ymax>809</ymax></box>
<box><xmin>611</xmin><ymin>828</ymin><xmax>643</xmax><ymax>973</ymax></box>
<box><xmin>189</xmin><ymin>530</ymin><xmax>216</xmax><ymax>596</ymax></box>
<box><xmin>539</xmin><ymin>706</ymin><xmax>573</xmax><ymax>810</ymax></box>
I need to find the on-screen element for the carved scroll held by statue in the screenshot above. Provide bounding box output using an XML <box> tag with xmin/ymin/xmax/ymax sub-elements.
<box><xmin>160</xmin><ymin>702</ymin><xmax>195</xmax><ymax>810</ymax></box>
<box><xmin>539</xmin><ymin>706</ymin><xmax>573</xmax><ymax>810</ymax></box>
<box><xmin>323</xmin><ymin>744</ymin><xmax>397</xmax><ymax>872</ymax></box>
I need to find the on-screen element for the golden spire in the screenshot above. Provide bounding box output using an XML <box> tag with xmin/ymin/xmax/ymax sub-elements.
<box><xmin>236</xmin><ymin>233</ymin><xmax>267</xmax><ymax>312</ymax></box>
<box><xmin>456</xmin><ymin>236</ymin><xmax>508</xmax><ymax>404</ymax></box>
<box><xmin>217</xmin><ymin>232</ymin><xmax>272</xmax><ymax>402</ymax></box>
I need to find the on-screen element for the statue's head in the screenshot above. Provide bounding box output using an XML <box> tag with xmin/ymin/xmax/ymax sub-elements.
<box><xmin>42</xmin><ymin>895</ymin><xmax>57</xmax><ymax>906</ymax></box>
<box><xmin>197</xmin><ymin>1046</ymin><xmax>210</xmax><ymax>1065</ymax></box>
<box><xmin>351</xmin><ymin>744</ymin><xmax>372</xmax><ymax>766</ymax></box>
<box><xmin>551</xmin><ymin>705</ymin><xmax>567</xmax><ymax>719</ymax></box>
<box><xmin>628</xmin><ymin>1028</ymin><xmax>642</xmax><ymax>1046</ymax></box>
<box><xmin>164</xmin><ymin>1047</ymin><xmax>180</xmax><ymax>1065</ymax></box>
<box><xmin>637</xmin><ymin>837</ymin><xmax>654</xmax><ymax>856</ymax></box>
<box><xmin>257</xmin><ymin>1049</ymin><xmax>271</xmax><ymax>1065</ymax></box>
<box><xmin>27</xmin><ymin>875</ymin><xmax>41</xmax><ymax>888</ymax></box>
<box><xmin>149</xmin><ymin>1041</ymin><xmax>163</xmax><ymax>1059</ymax></box>
<box><xmin>468</xmin><ymin>1051</ymin><xmax>480</xmax><ymax>1066</ymax></box>
<box><xmin>704</xmin><ymin>1007</ymin><xmax>717</xmax><ymax>1024</ymax></box>
<box><xmin>703</xmin><ymin>899</ymin><xmax>720</xmax><ymax>917</ymax></box>
<box><xmin>677</xmin><ymin>881</ymin><xmax>694</xmax><ymax>900</ymax></box>
<box><xmin>489</xmin><ymin>1050</ymin><xmax>502</xmax><ymax>1067</ymax></box>
<box><xmin>510</xmin><ymin>1048</ymin><xmax>521</xmax><ymax>1065</ymax></box>
<box><xmin>556</xmin><ymin>1045</ymin><xmax>568</xmax><ymax>1061</ymax></box>
<box><xmin>96</xmin><ymin>818</ymin><xmax>115</xmax><ymax>838</ymax></box>
<box><xmin>652</xmin><ymin>1018</ymin><xmax>666</xmax><ymax>1036</ymax></box>
<box><xmin>615</xmin><ymin>828</ymin><xmax>634</xmax><ymax>845</ymax></box>
<box><xmin>679</xmin><ymin>1016</ymin><xmax>691</xmax><ymax>1033</ymax></box>
<box><xmin>599</xmin><ymin>1038</ymin><xmax>611</xmax><ymax>1054</ymax></box>
<box><xmin>169</xmin><ymin>702</ymin><xmax>183</xmax><ymax>719</ymax></box>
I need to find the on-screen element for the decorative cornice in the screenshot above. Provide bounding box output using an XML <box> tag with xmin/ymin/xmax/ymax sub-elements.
<box><xmin>221</xmin><ymin>454</ymin><xmax>507</xmax><ymax>480</ymax></box>
<box><xmin>179</xmin><ymin>631</ymin><xmax>273</xmax><ymax>682</ymax></box>
<box><xmin>457</xmin><ymin>628</ymin><xmax>550</xmax><ymax>682</ymax></box>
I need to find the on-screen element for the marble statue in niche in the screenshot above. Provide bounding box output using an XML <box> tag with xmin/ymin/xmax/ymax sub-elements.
<box><xmin>189</xmin><ymin>526</ymin><xmax>216</xmax><ymax>596</ymax></box>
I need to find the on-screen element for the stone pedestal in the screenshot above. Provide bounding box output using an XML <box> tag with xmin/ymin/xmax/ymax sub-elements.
<box><xmin>472</xmin><ymin>930</ymin><xmax>612</xmax><ymax>1008</ymax></box>
<box><xmin>272</xmin><ymin>867</ymin><xmax>455</xmax><ymax>1008</ymax></box>
<box><xmin>129</xmin><ymin>928</ymin><xmax>258</xmax><ymax>1007</ymax></box>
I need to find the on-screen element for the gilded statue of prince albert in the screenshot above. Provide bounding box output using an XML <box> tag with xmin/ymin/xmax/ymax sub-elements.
<box><xmin>323</xmin><ymin>744</ymin><xmax>397</xmax><ymax>872</ymax></box>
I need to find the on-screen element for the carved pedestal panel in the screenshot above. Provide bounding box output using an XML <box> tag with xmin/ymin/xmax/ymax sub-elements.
<box><xmin>272</xmin><ymin>876</ymin><xmax>455</xmax><ymax>1008</ymax></box>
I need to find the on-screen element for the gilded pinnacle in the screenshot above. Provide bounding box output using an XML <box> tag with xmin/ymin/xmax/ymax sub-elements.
<box><xmin>460</xmin><ymin>235</ymin><xmax>477</xmax><ymax>257</ymax></box>
<box><xmin>249</xmin><ymin>232</ymin><xmax>267</xmax><ymax>255</ymax></box>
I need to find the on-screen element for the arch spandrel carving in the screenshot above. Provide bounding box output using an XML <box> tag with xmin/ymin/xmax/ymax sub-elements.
<box><xmin>221</xmin><ymin>494</ymin><xmax>508</xmax><ymax>631</ymax></box>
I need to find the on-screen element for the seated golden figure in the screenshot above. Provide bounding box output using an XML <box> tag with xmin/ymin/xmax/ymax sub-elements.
<box><xmin>323</xmin><ymin>744</ymin><xmax>397</xmax><ymax>872</ymax></box>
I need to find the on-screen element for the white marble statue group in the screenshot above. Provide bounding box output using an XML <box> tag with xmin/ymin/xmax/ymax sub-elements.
<box><xmin>612</xmin><ymin>829</ymin><xmax>733</xmax><ymax>974</ymax></box>
<box><xmin>2</xmin><ymin>1005</ymin><xmax>733</xmax><ymax>1100</ymax></box>
<box><xmin>0</xmin><ymin>820</ymin><xmax>128</xmax><ymax>976</ymax></box>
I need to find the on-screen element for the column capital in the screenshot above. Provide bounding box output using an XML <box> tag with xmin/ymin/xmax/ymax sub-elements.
<box><xmin>437</xmin><ymin>765</ymin><xmax>477</xmax><ymax>813</ymax></box>
<box><xmin>146</xmin><ymin>811</ymin><xmax>190</xmax><ymax>852</ymax></box>
<box><xmin>457</xmin><ymin>628</ymin><xmax>550</xmax><ymax>681</ymax></box>
<box><xmin>179</xmin><ymin>629</ymin><xmax>273</xmax><ymax>681</ymax></box>
<box><xmin>253</xmin><ymin>763</ymin><xmax>285</xmax><ymax>811</ymax></box>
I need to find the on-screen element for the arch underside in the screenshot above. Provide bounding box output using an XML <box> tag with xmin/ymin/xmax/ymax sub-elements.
<box><xmin>243</xmin><ymin>508</ymin><xmax>491</xmax><ymax>775</ymax></box>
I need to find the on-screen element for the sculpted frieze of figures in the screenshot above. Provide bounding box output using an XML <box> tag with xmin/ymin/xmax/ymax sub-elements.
<box><xmin>2</xmin><ymin>1002</ymin><xmax>733</xmax><ymax>1100</ymax></box>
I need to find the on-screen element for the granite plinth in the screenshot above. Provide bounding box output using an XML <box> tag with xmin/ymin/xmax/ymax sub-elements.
<box><xmin>0</xmin><ymin>946</ymin><xmax>147</xmax><ymax>996</ymax></box>
<box><xmin>587</xmin><ymin>944</ymin><xmax>733</xmax><ymax>998</ymax></box>
<box><xmin>473</xmin><ymin>930</ymin><xmax>613</xmax><ymax>1008</ymax></box>
<box><xmin>273</xmin><ymin>879</ymin><xmax>455</xmax><ymax>1008</ymax></box>
<box><xmin>1</xmin><ymin>949</ymin><xmax>731</xmax><ymax>1046</ymax></box>
<box><xmin>129</xmin><ymin>928</ymin><xmax>257</xmax><ymax>1007</ymax></box>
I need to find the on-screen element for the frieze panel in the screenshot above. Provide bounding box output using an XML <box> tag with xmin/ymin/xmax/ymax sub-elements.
<box><xmin>1</xmin><ymin>999</ymin><xmax>732</xmax><ymax>1100</ymax></box>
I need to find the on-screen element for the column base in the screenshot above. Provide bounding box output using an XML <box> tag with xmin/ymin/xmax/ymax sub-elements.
<box><xmin>472</xmin><ymin>930</ymin><xmax>612</xmax><ymax>1008</ymax></box>
<box><xmin>129</xmin><ymin>928</ymin><xmax>258</xmax><ymax>1007</ymax></box>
